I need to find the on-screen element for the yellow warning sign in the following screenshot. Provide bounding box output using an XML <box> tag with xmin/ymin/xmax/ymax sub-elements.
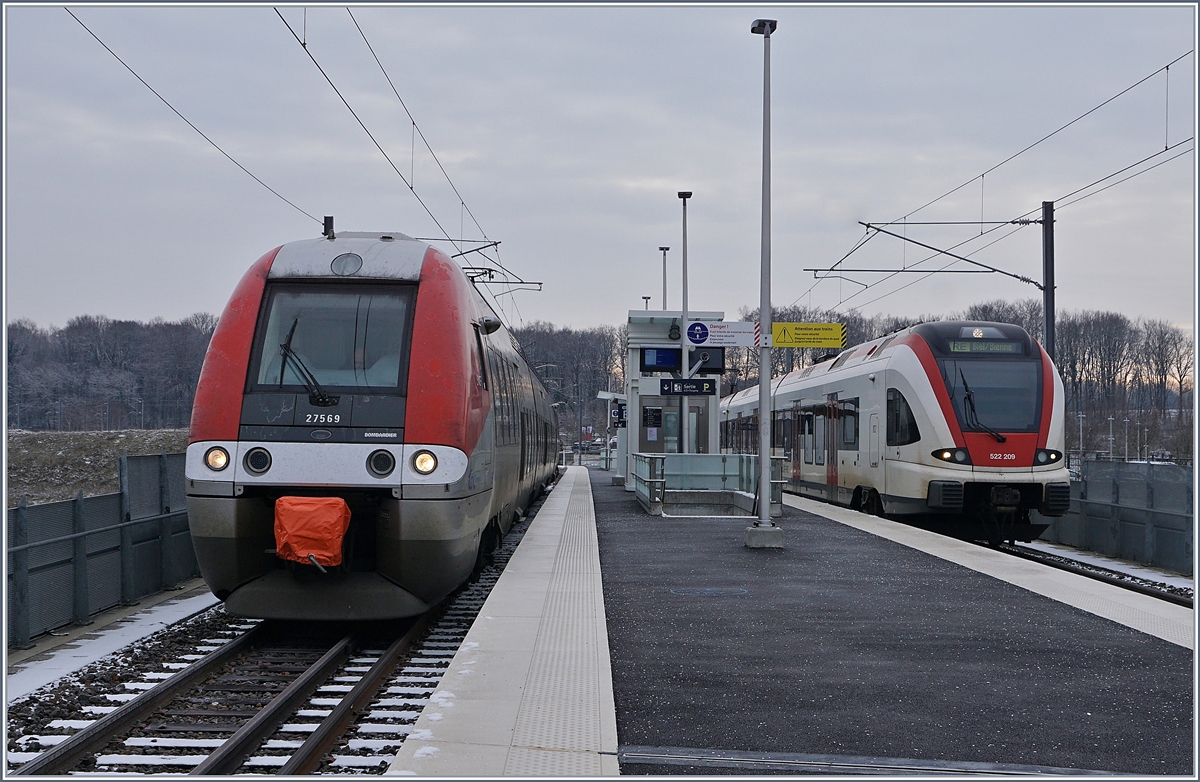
<box><xmin>772</xmin><ymin>323</ymin><xmax>847</xmax><ymax>349</ymax></box>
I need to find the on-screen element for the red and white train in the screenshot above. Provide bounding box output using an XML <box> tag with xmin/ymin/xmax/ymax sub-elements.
<box><xmin>186</xmin><ymin>230</ymin><xmax>558</xmax><ymax>620</ymax></box>
<box><xmin>721</xmin><ymin>321</ymin><xmax>1072</xmax><ymax>543</ymax></box>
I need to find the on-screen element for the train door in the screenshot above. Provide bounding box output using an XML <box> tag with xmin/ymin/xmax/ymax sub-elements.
<box><xmin>825</xmin><ymin>393</ymin><xmax>838</xmax><ymax>500</ymax></box>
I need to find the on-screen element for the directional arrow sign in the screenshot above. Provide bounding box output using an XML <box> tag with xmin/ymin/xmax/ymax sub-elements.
<box><xmin>772</xmin><ymin>323</ymin><xmax>846</xmax><ymax>349</ymax></box>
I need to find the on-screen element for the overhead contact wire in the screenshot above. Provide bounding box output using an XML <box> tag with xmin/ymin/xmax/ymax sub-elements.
<box><xmin>899</xmin><ymin>50</ymin><xmax>1193</xmax><ymax>222</ymax></box>
<box><xmin>346</xmin><ymin>8</ymin><xmax>491</xmax><ymax>244</ymax></box>
<box><xmin>274</xmin><ymin>8</ymin><xmax>459</xmax><ymax>251</ymax></box>
<box><xmin>64</xmin><ymin>7</ymin><xmax>321</xmax><ymax>224</ymax></box>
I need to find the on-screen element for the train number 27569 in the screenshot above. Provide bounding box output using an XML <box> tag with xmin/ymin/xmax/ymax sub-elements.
<box><xmin>306</xmin><ymin>414</ymin><xmax>341</xmax><ymax>424</ymax></box>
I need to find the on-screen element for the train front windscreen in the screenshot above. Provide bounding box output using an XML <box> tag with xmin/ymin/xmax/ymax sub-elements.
<box><xmin>939</xmin><ymin>357</ymin><xmax>1041</xmax><ymax>433</ymax></box>
<box><xmin>914</xmin><ymin>322</ymin><xmax>1044</xmax><ymax>436</ymax></box>
<box><xmin>248</xmin><ymin>283</ymin><xmax>415</xmax><ymax>394</ymax></box>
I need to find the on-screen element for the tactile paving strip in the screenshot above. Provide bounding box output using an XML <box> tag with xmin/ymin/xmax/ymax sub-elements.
<box><xmin>505</xmin><ymin>474</ymin><xmax>608</xmax><ymax>774</ymax></box>
<box><xmin>387</xmin><ymin>468</ymin><xmax>618</xmax><ymax>776</ymax></box>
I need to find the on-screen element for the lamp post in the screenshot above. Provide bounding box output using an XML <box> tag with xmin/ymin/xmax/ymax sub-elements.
<box><xmin>1108</xmin><ymin>416</ymin><xmax>1114</xmax><ymax>460</ymax></box>
<box><xmin>642</xmin><ymin>296</ymin><xmax>650</xmax><ymax>310</ymax></box>
<box><xmin>748</xmin><ymin>18</ymin><xmax>783</xmax><ymax>547</ymax></box>
<box><xmin>678</xmin><ymin>191</ymin><xmax>692</xmax><ymax>455</ymax></box>
<box><xmin>659</xmin><ymin>247</ymin><xmax>670</xmax><ymax>310</ymax></box>
<box><xmin>1124</xmin><ymin>417</ymin><xmax>1129</xmax><ymax>462</ymax></box>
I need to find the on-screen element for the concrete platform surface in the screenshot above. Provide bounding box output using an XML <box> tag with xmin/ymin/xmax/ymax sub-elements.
<box><xmin>593</xmin><ymin>471</ymin><xmax>1193</xmax><ymax>776</ymax></box>
<box><xmin>388</xmin><ymin>467</ymin><xmax>619</xmax><ymax>775</ymax></box>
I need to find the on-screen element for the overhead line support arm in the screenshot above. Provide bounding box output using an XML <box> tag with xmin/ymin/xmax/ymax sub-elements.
<box><xmin>858</xmin><ymin>222</ymin><xmax>1043</xmax><ymax>290</ymax></box>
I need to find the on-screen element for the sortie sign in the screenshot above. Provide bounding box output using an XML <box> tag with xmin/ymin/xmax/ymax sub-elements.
<box><xmin>659</xmin><ymin>379</ymin><xmax>717</xmax><ymax>396</ymax></box>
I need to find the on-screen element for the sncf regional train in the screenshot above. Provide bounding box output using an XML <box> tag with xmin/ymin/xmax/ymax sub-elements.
<box><xmin>721</xmin><ymin>322</ymin><xmax>1072</xmax><ymax>544</ymax></box>
<box><xmin>186</xmin><ymin>231</ymin><xmax>558</xmax><ymax>620</ymax></box>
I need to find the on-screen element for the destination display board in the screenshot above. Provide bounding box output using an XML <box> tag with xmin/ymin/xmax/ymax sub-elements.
<box><xmin>640</xmin><ymin>348</ymin><xmax>682</xmax><ymax>372</ymax></box>
<box><xmin>771</xmin><ymin>322</ymin><xmax>847</xmax><ymax>349</ymax></box>
<box><xmin>659</xmin><ymin>379</ymin><xmax>717</xmax><ymax>396</ymax></box>
<box><xmin>949</xmin><ymin>340</ymin><xmax>1022</xmax><ymax>354</ymax></box>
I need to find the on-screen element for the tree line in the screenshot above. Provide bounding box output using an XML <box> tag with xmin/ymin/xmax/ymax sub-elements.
<box><xmin>7</xmin><ymin>314</ymin><xmax>218</xmax><ymax>432</ymax></box>
<box><xmin>6</xmin><ymin>298</ymin><xmax>1191</xmax><ymax>462</ymax></box>
<box><xmin>728</xmin><ymin>299</ymin><xmax>1193</xmax><ymax>462</ymax></box>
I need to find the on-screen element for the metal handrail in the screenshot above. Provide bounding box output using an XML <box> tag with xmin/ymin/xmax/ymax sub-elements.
<box><xmin>1072</xmin><ymin>497</ymin><xmax>1191</xmax><ymax>519</ymax></box>
<box><xmin>6</xmin><ymin>509</ymin><xmax>187</xmax><ymax>554</ymax></box>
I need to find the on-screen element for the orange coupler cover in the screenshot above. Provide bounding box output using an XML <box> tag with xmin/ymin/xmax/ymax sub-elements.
<box><xmin>274</xmin><ymin>497</ymin><xmax>352</xmax><ymax>567</ymax></box>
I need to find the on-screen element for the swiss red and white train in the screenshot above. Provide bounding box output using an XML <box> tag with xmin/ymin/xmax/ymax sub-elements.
<box><xmin>720</xmin><ymin>321</ymin><xmax>1072</xmax><ymax>543</ymax></box>
<box><xmin>186</xmin><ymin>230</ymin><xmax>558</xmax><ymax>620</ymax></box>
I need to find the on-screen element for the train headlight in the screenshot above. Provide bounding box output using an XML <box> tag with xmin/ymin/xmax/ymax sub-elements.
<box><xmin>204</xmin><ymin>446</ymin><xmax>230</xmax><ymax>471</ymax></box>
<box><xmin>932</xmin><ymin>448</ymin><xmax>971</xmax><ymax>465</ymax></box>
<box><xmin>1035</xmin><ymin>449</ymin><xmax>1062</xmax><ymax>465</ymax></box>
<box><xmin>244</xmin><ymin>447</ymin><xmax>272</xmax><ymax>475</ymax></box>
<box><xmin>412</xmin><ymin>450</ymin><xmax>438</xmax><ymax>475</ymax></box>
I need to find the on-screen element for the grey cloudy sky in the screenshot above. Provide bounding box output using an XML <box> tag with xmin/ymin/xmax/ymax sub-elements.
<box><xmin>4</xmin><ymin>3</ymin><xmax>1196</xmax><ymax>336</ymax></box>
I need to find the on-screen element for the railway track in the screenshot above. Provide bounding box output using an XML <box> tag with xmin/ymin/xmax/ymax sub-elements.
<box><xmin>8</xmin><ymin>482</ymin><xmax>547</xmax><ymax>776</ymax></box>
<box><xmin>997</xmin><ymin>543</ymin><xmax>1193</xmax><ymax>608</ymax></box>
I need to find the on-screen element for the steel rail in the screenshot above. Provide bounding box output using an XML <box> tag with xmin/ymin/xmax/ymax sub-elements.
<box><xmin>999</xmin><ymin>544</ymin><xmax>1193</xmax><ymax>608</ymax></box>
<box><xmin>10</xmin><ymin>622</ymin><xmax>264</xmax><ymax>776</ymax></box>
<box><xmin>190</xmin><ymin>635</ymin><xmax>356</xmax><ymax>775</ymax></box>
<box><xmin>278</xmin><ymin>615</ymin><xmax>433</xmax><ymax>775</ymax></box>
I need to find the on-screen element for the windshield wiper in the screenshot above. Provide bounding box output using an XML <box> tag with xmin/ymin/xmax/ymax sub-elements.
<box><xmin>958</xmin><ymin>369</ymin><xmax>1006</xmax><ymax>443</ymax></box>
<box><xmin>280</xmin><ymin>318</ymin><xmax>339</xmax><ymax>407</ymax></box>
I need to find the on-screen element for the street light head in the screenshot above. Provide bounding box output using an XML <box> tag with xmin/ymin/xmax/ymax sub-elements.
<box><xmin>659</xmin><ymin>246</ymin><xmax>670</xmax><ymax>252</ymax></box>
<box><xmin>751</xmin><ymin>19</ymin><xmax>777</xmax><ymax>35</ymax></box>
<box><xmin>678</xmin><ymin>191</ymin><xmax>692</xmax><ymax>200</ymax></box>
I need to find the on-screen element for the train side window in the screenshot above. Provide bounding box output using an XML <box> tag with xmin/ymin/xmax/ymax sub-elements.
<box><xmin>840</xmin><ymin>398</ymin><xmax>859</xmax><ymax>451</ymax></box>
<box><xmin>473</xmin><ymin>326</ymin><xmax>488</xmax><ymax>390</ymax></box>
<box><xmin>886</xmin><ymin>388</ymin><xmax>921</xmax><ymax>446</ymax></box>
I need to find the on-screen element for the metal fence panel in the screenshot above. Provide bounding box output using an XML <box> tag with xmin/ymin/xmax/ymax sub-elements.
<box><xmin>26</xmin><ymin>566</ymin><xmax>73</xmax><ymax>637</ymax></box>
<box><xmin>85</xmin><ymin>494</ymin><xmax>122</xmax><ymax>554</ymax></box>
<box><xmin>88</xmin><ymin>550</ymin><xmax>122</xmax><ymax>615</ymax></box>
<box><xmin>1040</xmin><ymin>460</ymin><xmax>1193</xmax><ymax>576</ymax></box>
<box><xmin>125</xmin><ymin>455</ymin><xmax>163</xmax><ymax>520</ymax></box>
<box><xmin>7</xmin><ymin>451</ymin><xmax>199</xmax><ymax>646</ymax></box>
<box><xmin>165</xmin><ymin>453</ymin><xmax>187</xmax><ymax>511</ymax></box>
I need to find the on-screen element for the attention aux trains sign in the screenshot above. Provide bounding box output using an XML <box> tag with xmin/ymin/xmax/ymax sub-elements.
<box><xmin>686</xmin><ymin>321</ymin><xmax>846</xmax><ymax>349</ymax></box>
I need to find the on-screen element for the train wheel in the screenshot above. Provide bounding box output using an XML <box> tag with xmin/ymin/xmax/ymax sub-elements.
<box><xmin>862</xmin><ymin>489</ymin><xmax>884</xmax><ymax>517</ymax></box>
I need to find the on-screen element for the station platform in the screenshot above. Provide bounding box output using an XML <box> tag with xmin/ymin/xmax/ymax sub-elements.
<box><xmin>392</xmin><ymin>465</ymin><xmax>1192</xmax><ymax>776</ymax></box>
<box><xmin>597</xmin><ymin>474</ymin><xmax>1192</xmax><ymax>776</ymax></box>
<box><xmin>389</xmin><ymin>466</ymin><xmax>619</xmax><ymax>775</ymax></box>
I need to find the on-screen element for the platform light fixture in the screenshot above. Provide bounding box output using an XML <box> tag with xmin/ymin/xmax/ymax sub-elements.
<box><xmin>749</xmin><ymin>19</ymin><xmax>782</xmax><ymax>546</ymax></box>
<box><xmin>678</xmin><ymin>192</ymin><xmax>692</xmax><ymax>455</ymax></box>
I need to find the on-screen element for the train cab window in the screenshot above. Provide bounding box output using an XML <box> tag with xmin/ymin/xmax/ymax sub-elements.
<box><xmin>840</xmin><ymin>398</ymin><xmax>859</xmax><ymax>451</ymax></box>
<box><xmin>250</xmin><ymin>283</ymin><xmax>414</xmax><ymax>392</ymax></box>
<box><xmin>886</xmin><ymin>388</ymin><xmax>921</xmax><ymax>446</ymax></box>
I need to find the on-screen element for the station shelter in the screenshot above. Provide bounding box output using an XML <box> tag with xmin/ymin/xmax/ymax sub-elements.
<box><xmin>616</xmin><ymin>310</ymin><xmax>725</xmax><ymax>490</ymax></box>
